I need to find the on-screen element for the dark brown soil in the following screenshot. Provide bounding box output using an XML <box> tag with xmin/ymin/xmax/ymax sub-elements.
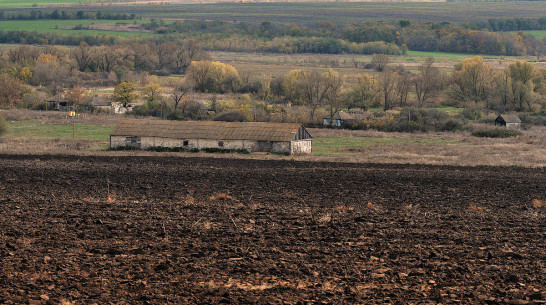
<box><xmin>0</xmin><ymin>155</ymin><xmax>544</xmax><ymax>304</ymax></box>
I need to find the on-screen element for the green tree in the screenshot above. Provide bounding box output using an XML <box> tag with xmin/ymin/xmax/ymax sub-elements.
<box><xmin>141</xmin><ymin>82</ymin><xmax>163</xmax><ymax>103</ymax></box>
<box><xmin>112</xmin><ymin>82</ymin><xmax>137</xmax><ymax>107</ymax></box>
<box><xmin>0</xmin><ymin>113</ymin><xmax>6</xmax><ymax>136</ymax></box>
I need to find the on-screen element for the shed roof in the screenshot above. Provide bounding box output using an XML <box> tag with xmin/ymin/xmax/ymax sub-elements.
<box><xmin>85</xmin><ymin>95</ymin><xmax>111</xmax><ymax>107</ymax></box>
<box><xmin>498</xmin><ymin>114</ymin><xmax>521</xmax><ymax>123</ymax></box>
<box><xmin>325</xmin><ymin>111</ymin><xmax>355</xmax><ymax>120</ymax></box>
<box><xmin>111</xmin><ymin>120</ymin><xmax>307</xmax><ymax>142</ymax></box>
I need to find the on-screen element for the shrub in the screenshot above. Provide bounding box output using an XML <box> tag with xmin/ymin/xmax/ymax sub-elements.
<box><xmin>213</xmin><ymin>111</ymin><xmax>245</xmax><ymax>122</ymax></box>
<box><xmin>0</xmin><ymin>114</ymin><xmax>6</xmax><ymax>136</ymax></box>
<box><xmin>459</xmin><ymin>108</ymin><xmax>483</xmax><ymax>121</ymax></box>
<box><xmin>439</xmin><ymin>119</ymin><xmax>464</xmax><ymax>132</ymax></box>
<box><xmin>166</xmin><ymin>111</ymin><xmax>183</xmax><ymax>120</ymax></box>
<box><xmin>32</xmin><ymin>102</ymin><xmax>48</xmax><ymax>111</ymax></box>
<box><xmin>471</xmin><ymin>128</ymin><xmax>522</xmax><ymax>138</ymax></box>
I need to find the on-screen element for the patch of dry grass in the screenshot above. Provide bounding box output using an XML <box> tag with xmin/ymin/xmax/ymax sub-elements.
<box><xmin>531</xmin><ymin>199</ymin><xmax>544</xmax><ymax>208</ymax></box>
<box><xmin>468</xmin><ymin>204</ymin><xmax>484</xmax><ymax>212</ymax></box>
<box><xmin>1</xmin><ymin>109</ymin><xmax>123</xmax><ymax>127</ymax></box>
<box><xmin>306</xmin><ymin>126</ymin><xmax>546</xmax><ymax>167</ymax></box>
<box><xmin>209</xmin><ymin>193</ymin><xmax>234</xmax><ymax>201</ymax></box>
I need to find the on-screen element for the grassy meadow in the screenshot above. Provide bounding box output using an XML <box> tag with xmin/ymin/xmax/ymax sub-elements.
<box><xmin>14</xmin><ymin>1</ymin><xmax>543</xmax><ymax>25</ymax></box>
<box><xmin>312</xmin><ymin>136</ymin><xmax>465</xmax><ymax>155</ymax></box>
<box><xmin>1</xmin><ymin>115</ymin><xmax>544</xmax><ymax>167</ymax></box>
<box><xmin>6</xmin><ymin>120</ymin><xmax>113</xmax><ymax>141</ymax></box>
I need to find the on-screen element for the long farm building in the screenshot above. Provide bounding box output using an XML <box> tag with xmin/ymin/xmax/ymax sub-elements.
<box><xmin>110</xmin><ymin>120</ymin><xmax>313</xmax><ymax>154</ymax></box>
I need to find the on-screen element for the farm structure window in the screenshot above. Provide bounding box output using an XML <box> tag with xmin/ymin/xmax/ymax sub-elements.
<box><xmin>125</xmin><ymin>136</ymin><xmax>141</xmax><ymax>148</ymax></box>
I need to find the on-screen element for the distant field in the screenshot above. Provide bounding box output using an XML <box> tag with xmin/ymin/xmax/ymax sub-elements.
<box><xmin>2</xmin><ymin>2</ymin><xmax>544</xmax><ymax>25</ymax></box>
<box><xmin>0</xmin><ymin>0</ymin><xmax>91</xmax><ymax>8</ymax></box>
<box><xmin>0</xmin><ymin>20</ymin><xmax>152</xmax><ymax>38</ymax></box>
<box><xmin>211</xmin><ymin>50</ymin><xmax>531</xmax><ymax>80</ymax></box>
<box><xmin>406</xmin><ymin>50</ymin><xmax>512</xmax><ymax>60</ymax></box>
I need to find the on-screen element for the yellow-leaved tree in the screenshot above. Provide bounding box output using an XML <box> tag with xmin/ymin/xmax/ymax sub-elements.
<box><xmin>450</xmin><ymin>56</ymin><xmax>492</xmax><ymax>104</ymax></box>
<box><xmin>112</xmin><ymin>82</ymin><xmax>138</xmax><ymax>107</ymax></box>
<box><xmin>346</xmin><ymin>73</ymin><xmax>377</xmax><ymax>111</ymax></box>
<box><xmin>187</xmin><ymin>60</ymin><xmax>240</xmax><ymax>93</ymax></box>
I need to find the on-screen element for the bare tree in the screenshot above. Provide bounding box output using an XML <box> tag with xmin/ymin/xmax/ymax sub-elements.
<box><xmin>96</xmin><ymin>45</ymin><xmax>128</xmax><ymax>72</ymax></box>
<box><xmin>8</xmin><ymin>46</ymin><xmax>41</xmax><ymax>65</ymax></box>
<box><xmin>170</xmin><ymin>79</ymin><xmax>192</xmax><ymax>113</ymax></box>
<box><xmin>377</xmin><ymin>68</ymin><xmax>398</xmax><ymax>111</ymax></box>
<box><xmin>64</xmin><ymin>85</ymin><xmax>88</xmax><ymax>111</ymax></box>
<box><xmin>0</xmin><ymin>74</ymin><xmax>22</xmax><ymax>107</ymax></box>
<box><xmin>302</xmin><ymin>70</ymin><xmax>337</xmax><ymax>123</ymax></box>
<box><xmin>323</xmin><ymin>70</ymin><xmax>345</xmax><ymax>126</ymax></box>
<box><xmin>71</xmin><ymin>42</ymin><xmax>96</xmax><ymax>72</ymax></box>
<box><xmin>151</xmin><ymin>42</ymin><xmax>176</xmax><ymax>71</ymax></box>
<box><xmin>413</xmin><ymin>58</ymin><xmax>445</xmax><ymax>108</ymax></box>
<box><xmin>394</xmin><ymin>68</ymin><xmax>412</xmax><ymax>107</ymax></box>
<box><xmin>175</xmin><ymin>40</ymin><xmax>209</xmax><ymax>73</ymax></box>
<box><xmin>371</xmin><ymin>54</ymin><xmax>391</xmax><ymax>72</ymax></box>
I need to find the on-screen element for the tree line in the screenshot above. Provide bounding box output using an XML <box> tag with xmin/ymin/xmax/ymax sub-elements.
<box><xmin>0</xmin><ymin>44</ymin><xmax>544</xmax><ymax>127</ymax></box>
<box><xmin>0</xmin><ymin>10</ymin><xmax>137</xmax><ymax>21</ymax></box>
<box><xmin>0</xmin><ymin>17</ymin><xmax>543</xmax><ymax>56</ymax></box>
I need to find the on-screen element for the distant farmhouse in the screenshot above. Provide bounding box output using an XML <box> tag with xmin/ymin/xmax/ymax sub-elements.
<box><xmin>495</xmin><ymin>114</ymin><xmax>521</xmax><ymax>130</ymax></box>
<box><xmin>323</xmin><ymin>110</ymin><xmax>372</xmax><ymax>127</ymax></box>
<box><xmin>47</xmin><ymin>94</ymin><xmax>130</xmax><ymax>114</ymax></box>
<box><xmin>110</xmin><ymin>120</ymin><xmax>313</xmax><ymax>154</ymax></box>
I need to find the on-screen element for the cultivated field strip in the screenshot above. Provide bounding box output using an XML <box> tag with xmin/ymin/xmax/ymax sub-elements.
<box><xmin>0</xmin><ymin>155</ymin><xmax>544</xmax><ymax>304</ymax></box>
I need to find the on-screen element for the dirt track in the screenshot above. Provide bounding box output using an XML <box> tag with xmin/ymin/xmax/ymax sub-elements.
<box><xmin>0</xmin><ymin>155</ymin><xmax>544</xmax><ymax>304</ymax></box>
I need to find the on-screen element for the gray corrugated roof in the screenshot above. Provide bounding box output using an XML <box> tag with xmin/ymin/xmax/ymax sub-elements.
<box><xmin>110</xmin><ymin>120</ymin><xmax>305</xmax><ymax>142</ymax></box>
<box><xmin>499</xmin><ymin>114</ymin><xmax>521</xmax><ymax>123</ymax></box>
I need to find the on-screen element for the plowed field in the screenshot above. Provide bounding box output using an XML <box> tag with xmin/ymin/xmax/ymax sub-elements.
<box><xmin>0</xmin><ymin>155</ymin><xmax>544</xmax><ymax>304</ymax></box>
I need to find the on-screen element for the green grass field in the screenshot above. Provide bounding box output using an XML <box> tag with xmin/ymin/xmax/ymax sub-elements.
<box><xmin>0</xmin><ymin>0</ymin><xmax>93</xmax><ymax>8</ymax></box>
<box><xmin>433</xmin><ymin>106</ymin><xmax>463</xmax><ymax>115</ymax></box>
<box><xmin>6</xmin><ymin>120</ymin><xmax>113</xmax><ymax>141</ymax></box>
<box><xmin>523</xmin><ymin>30</ymin><xmax>546</xmax><ymax>41</ymax></box>
<box><xmin>0</xmin><ymin>20</ymin><xmax>153</xmax><ymax>38</ymax></box>
<box><xmin>312</xmin><ymin>136</ymin><xmax>463</xmax><ymax>155</ymax></box>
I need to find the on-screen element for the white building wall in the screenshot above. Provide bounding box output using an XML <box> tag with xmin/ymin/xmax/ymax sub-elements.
<box><xmin>506</xmin><ymin>123</ymin><xmax>521</xmax><ymax>130</ymax></box>
<box><xmin>111</xmin><ymin>136</ymin><xmax>301</xmax><ymax>154</ymax></box>
<box><xmin>291</xmin><ymin>140</ymin><xmax>312</xmax><ymax>154</ymax></box>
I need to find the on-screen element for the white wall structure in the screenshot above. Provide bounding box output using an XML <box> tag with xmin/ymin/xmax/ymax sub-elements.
<box><xmin>110</xmin><ymin>120</ymin><xmax>313</xmax><ymax>154</ymax></box>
